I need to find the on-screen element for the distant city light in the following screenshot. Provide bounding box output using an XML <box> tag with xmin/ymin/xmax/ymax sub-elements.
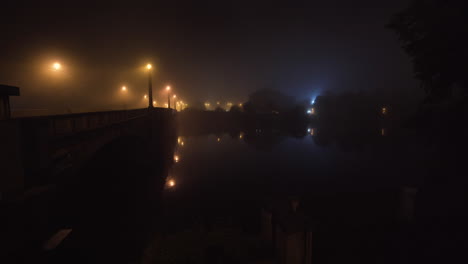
<box><xmin>165</xmin><ymin>103</ymin><xmax>168</xmax><ymax>108</ymax></box>
<box><xmin>217</xmin><ymin>101</ymin><xmax>220</xmax><ymax>105</ymax></box>
<box><xmin>173</xmin><ymin>94</ymin><xmax>177</xmax><ymax>99</ymax></box>
<box><xmin>239</xmin><ymin>132</ymin><xmax>244</xmax><ymax>139</ymax></box>
<box><xmin>381</xmin><ymin>128</ymin><xmax>386</xmax><ymax>136</ymax></box>
<box><xmin>217</xmin><ymin>137</ymin><xmax>221</xmax><ymax>142</ymax></box>
<box><xmin>166</xmin><ymin>86</ymin><xmax>171</xmax><ymax>91</ymax></box>
<box><xmin>146</xmin><ymin>63</ymin><xmax>152</xmax><ymax>70</ymax></box>
<box><xmin>174</xmin><ymin>155</ymin><xmax>179</xmax><ymax>163</ymax></box>
<box><xmin>178</xmin><ymin>137</ymin><xmax>185</xmax><ymax>146</ymax></box>
<box><xmin>307</xmin><ymin>110</ymin><xmax>311</xmax><ymax>114</ymax></box>
<box><xmin>310</xmin><ymin>128</ymin><xmax>315</xmax><ymax>136</ymax></box>
<box><xmin>311</xmin><ymin>95</ymin><xmax>318</xmax><ymax>105</ymax></box>
<box><xmin>307</xmin><ymin>128</ymin><xmax>311</xmax><ymax>133</ymax></box>
<box><xmin>153</xmin><ymin>100</ymin><xmax>156</xmax><ymax>106</ymax></box>
<box><xmin>144</xmin><ymin>94</ymin><xmax>147</xmax><ymax>99</ymax></box>
<box><xmin>382</xmin><ymin>107</ymin><xmax>387</xmax><ymax>114</ymax></box>
<box><xmin>121</xmin><ymin>86</ymin><xmax>127</xmax><ymax>91</ymax></box>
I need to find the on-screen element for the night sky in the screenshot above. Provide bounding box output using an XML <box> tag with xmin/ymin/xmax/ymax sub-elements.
<box><xmin>0</xmin><ymin>0</ymin><xmax>419</xmax><ymax>111</ymax></box>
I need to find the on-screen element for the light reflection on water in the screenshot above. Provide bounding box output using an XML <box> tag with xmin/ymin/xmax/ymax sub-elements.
<box><xmin>165</xmin><ymin>126</ymin><xmax>415</xmax><ymax>199</ymax></box>
<box><xmin>157</xmin><ymin>126</ymin><xmax>463</xmax><ymax>264</ymax></box>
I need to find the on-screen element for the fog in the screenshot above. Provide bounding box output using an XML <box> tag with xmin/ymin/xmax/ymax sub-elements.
<box><xmin>1</xmin><ymin>0</ymin><xmax>421</xmax><ymax>116</ymax></box>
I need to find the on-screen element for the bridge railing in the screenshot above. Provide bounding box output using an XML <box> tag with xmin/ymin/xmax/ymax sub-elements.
<box><xmin>49</xmin><ymin>108</ymin><xmax>148</xmax><ymax>136</ymax></box>
<box><xmin>1</xmin><ymin>107</ymin><xmax>175</xmax><ymax>200</ymax></box>
<box><xmin>14</xmin><ymin>108</ymin><xmax>173</xmax><ymax>137</ymax></box>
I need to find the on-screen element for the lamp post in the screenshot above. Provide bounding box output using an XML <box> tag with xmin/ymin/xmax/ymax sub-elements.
<box><xmin>166</xmin><ymin>86</ymin><xmax>171</xmax><ymax>108</ymax></box>
<box><xmin>173</xmin><ymin>94</ymin><xmax>177</xmax><ymax>110</ymax></box>
<box><xmin>121</xmin><ymin>86</ymin><xmax>127</xmax><ymax>109</ymax></box>
<box><xmin>146</xmin><ymin>64</ymin><xmax>153</xmax><ymax>109</ymax></box>
<box><xmin>49</xmin><ymin>61</ymin><xmax>68</xmax><ymax>113</ymax></box>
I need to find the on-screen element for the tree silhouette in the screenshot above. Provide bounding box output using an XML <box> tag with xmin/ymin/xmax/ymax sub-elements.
<box><xmin>387</xmin><ymin>0</ymin><xmax>468</xmax><ymax>103</ymax></box>
<box><xmin>244</xmin><ymin>89</ymin><xmax>295</xmax><ymax>114</ymax></box>
<box><xmin>229</xmin><ymin>105</ymin><xmax>242</xmax><ymax>113</ymax></box>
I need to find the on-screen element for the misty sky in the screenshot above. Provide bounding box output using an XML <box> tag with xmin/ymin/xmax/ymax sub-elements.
<box><xmin>0</xmin><ymin>0</ymin><xmax>420</xmax><ymax>111</ymax></box>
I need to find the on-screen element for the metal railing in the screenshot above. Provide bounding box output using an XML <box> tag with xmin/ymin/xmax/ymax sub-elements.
<box><xmin>14</xmin><ymin>108</ymin><xmax>172</xmax><ymax>137</ymax></box>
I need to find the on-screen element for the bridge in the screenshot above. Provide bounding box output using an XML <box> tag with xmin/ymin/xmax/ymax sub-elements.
<box><xmin>0</xmin><ymin>85</ymin><xmax>177</xmax><ymax>202</ymax></box>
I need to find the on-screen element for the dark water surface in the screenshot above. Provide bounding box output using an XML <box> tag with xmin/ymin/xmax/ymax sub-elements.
<box><xmin>155</xmin><ymin>127</ymin><xmax>434</xmax><ymax>263</ymax></box>
<box><xmin>12</xmin><ymin>124</ymin><xmax>468</xmax><ymax>264</ymax></box>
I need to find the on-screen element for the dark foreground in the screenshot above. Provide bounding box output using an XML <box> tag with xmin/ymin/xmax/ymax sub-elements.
<box><xmin>2</xmin><ymin>112</ymin><xmax>468</xmax><ymax>264</ymax></box>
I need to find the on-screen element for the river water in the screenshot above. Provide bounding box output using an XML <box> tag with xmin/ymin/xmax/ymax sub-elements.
<box><xmin>153</xmin><ymin>126</ymin><xmax>434</xmax><ymax>263</ymax></box>
<box><xmin>15</xmin><ymin>120</ymin><xmax>467</xmax><ymax>264</ymax></box>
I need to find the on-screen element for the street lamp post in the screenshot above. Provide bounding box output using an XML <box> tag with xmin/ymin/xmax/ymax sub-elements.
<box><xmin>146</xmin><ymin>64</ymin><xmax>153</xmax><ymax>109</ymax></box>
<box><xmin>166</xmin><ymin>86</ymin><xmax>171</xmax><ymax>108</ymax></box>
<box><xmin>173</xmin><ymin>94</ymin><xmax>177</xmax><ymax>111</ymax></box>
<box><xmin>50</xmin><ymin>61</ymin><xmax>67</xmax><ymax>113</ymax></box>
<box><xmin>121</xmin><ymin>86</ymin><xmax>127</xmax><ymax>109</ymax></box>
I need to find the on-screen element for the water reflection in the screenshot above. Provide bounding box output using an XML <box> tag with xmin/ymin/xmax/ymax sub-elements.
<box><xmin>162</xmin><ymin>122</ymin><xmax>423</xmax><ymax>263</ymax></box>
<box><xmin>25</xmin><ymin>112</ymin><xmax>466</xmax><ymax>263</ymax></box>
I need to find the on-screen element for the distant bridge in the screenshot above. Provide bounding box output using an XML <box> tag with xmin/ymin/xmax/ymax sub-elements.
<box><xmin>1</xmin><ymin>99</ymin><xmax>176</xmax><ymax>200</ymax></box>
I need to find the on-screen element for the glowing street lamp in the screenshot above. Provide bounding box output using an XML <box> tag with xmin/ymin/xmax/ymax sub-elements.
<box><xmin>173</xmin><ymin>94</ymin><xmax>177</xmax><ymax>110</ymax></box>
<box><xmin>166</xmin><ymin>85</ymin><xmax>171</xmax><ymax>108</ymax></box>
<box><xmin>52</xmin><ymin>62</ymin><xmax>61</xmax><ymax>71</ymax></box>
<box><xmin>120</xmin><ymin>86</ymin><xmax>128</xmax><ymax>109</ymax></box>
<box><xmin>167</xmin><ymin>179</ymin><xmax>175</xmax><ymax>187</ymax></box>
<box><xmin>146</xmin><ymin>63</ymin><xmax>153</xmax><ymax>109</ymax></box>
<box><xmin>174</xmin><ymin>155</ymin><xmax>179</xmax><ymax>163</ymax></box>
